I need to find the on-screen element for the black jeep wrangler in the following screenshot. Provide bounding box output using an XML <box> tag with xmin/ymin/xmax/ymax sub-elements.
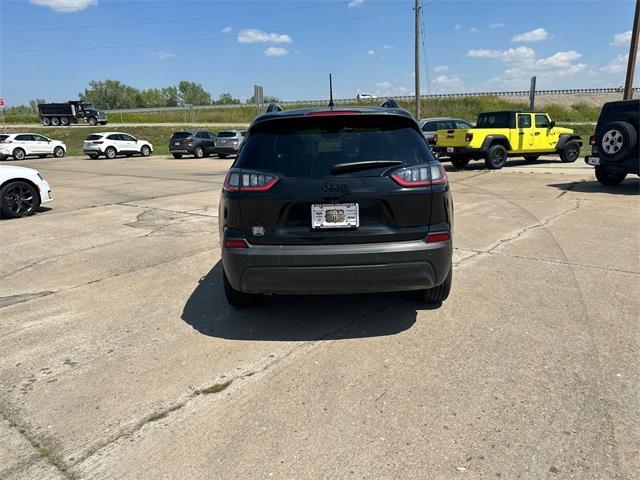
<box><xmin>585</xmin><ymin>99</ymin><xmax>639</xmax><ymax>185</ymax></box>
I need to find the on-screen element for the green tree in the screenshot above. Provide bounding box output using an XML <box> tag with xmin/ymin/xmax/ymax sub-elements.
<box><xmin>246</xmin><ymin>94</ymin><xmax>281</xmax><ymax>104</ymax></box>
<box><xmin>177</xmin><ymin>81</ymin><xmax>212</xmax><ymax>106</ymax></box>
<box><xmin>216</xmin><ymin>92</ymin><xmax>241</xmax><ymax>105</ymax></box>
<box><xmin>80</xmin><ymin>80</ymin><xmax>140</xmax><ymax>109</ymax></box>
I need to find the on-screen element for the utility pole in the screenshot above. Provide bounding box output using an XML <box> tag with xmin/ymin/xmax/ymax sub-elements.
<box><xmin>623</xmin><ymin>0</ymin><xmax>639</xmax><ymax>100</ymax></box>
<box><xmin>414</xmin><ymin>0</ymin><xmax>421</xmax><ymax>119</ymax></box>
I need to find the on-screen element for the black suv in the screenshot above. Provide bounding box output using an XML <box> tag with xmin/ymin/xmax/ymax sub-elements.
<box><xmin>586</xmin><ymin>99</ymin><xmax>639</xmax><ymax>185</ymax></box>
<box><xmin>219</xmin><ymin>102</ymin><xmax>453</xmax><ymax>307</ymax></box>
<box><xmin>169</xmin><ymin>130</ymin><xmax>217</xmax><ymax>159</ymax></box>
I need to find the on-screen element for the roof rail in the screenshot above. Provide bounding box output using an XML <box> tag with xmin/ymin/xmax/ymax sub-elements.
<box><xmin>380</xmin><ymin>98</ymin><xmax>399</xmax><ymax>109</ymax></box>
<box><xmin>266</xmin><ymin>103</ymin><xmax>283</xmax><ymax>113</ymax></box>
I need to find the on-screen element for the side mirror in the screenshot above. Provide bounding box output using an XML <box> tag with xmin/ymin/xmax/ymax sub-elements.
<box><xmin>549</xmin><ymin>120</ymin><xmax>556</xmax><ymax>128</ymax></box>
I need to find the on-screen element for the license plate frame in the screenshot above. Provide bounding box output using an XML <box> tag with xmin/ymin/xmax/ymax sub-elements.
<box><xmin>446</xmin><ymin>147</ymin><xmax>454</xmax><ymax>153</ymax></box>
<box><xmin>311</xmin><ymin>203</ymin><xmax>359</xmax><ymax>230</ymax></box>
<box><xmin>586</xmin><ymin>156</ymin><xmax>600</xmax><ymax>166</ymax></box>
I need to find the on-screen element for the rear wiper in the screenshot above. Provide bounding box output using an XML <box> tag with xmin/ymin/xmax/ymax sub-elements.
<box><xmin>331</xmin><ymin>160</ymin><xmax>403</xmax><ymax>175</ymax></box>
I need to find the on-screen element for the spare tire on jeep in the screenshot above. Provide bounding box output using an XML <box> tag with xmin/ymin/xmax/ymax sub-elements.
<box><xmin>597</xmin><ymin>121</ymin><xmax>637</xmax><ymax>162</ymax></box>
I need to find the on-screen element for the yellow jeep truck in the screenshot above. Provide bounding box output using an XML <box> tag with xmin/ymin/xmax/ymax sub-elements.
<box><xmin>435</xmin><ymin>111</ymin><xmax>582</xmax><ymax>169</ymax></box>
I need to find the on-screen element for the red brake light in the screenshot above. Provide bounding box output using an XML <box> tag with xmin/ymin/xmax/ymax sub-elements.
<box><xmin>92</xmin><ymin>140</ymin><xmax>104</xmax><ymax>144</ymax></box>
<box><xmin>390</xmin><ymin>164</ymin><xmax>447</xmax><ymax>187</ymax></box>
<box><xmin>305</xmin><ymin>111</ymin><xmax>360</xmax><ymax>117</ymax></box>
<box><xmin>465</xmin><ymin>133</ymin><xmax>473</xmax><ymax>142</ymax></box>
<box><xmin>223</xmin><ymin>170</ymin><xmax>278</xmax><ymax>192</ymax></box>
<box><xmin>0</xmin><ymin>140</ymin><xmax>12</xmax><ymax>144</ymax></box>
<box><xmin>224</xmin><ymin>239</ymin><xmax>249</xmax><ymax>249</ymax></box>
<box><xmin>425</xmin><ymin>232</ymin><xmax>450</xmax><ymax>243</ymax></box>
<box><xmin>589</xmin><ymin>135</ymin><xmax>596</xmax><ymax>145</ymax></box>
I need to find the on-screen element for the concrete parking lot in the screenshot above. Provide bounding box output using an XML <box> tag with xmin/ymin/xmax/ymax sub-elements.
<box><xmin>1</xmin><ymin>155</ymin><xmax>638</xmax><ymax>479</ymax></box>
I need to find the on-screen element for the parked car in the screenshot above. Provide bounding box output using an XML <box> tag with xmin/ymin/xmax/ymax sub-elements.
<box><xmin>83</xmin><ymin>132</ymin><xmax>153</xmax><ymax>159</ymax></box>
<box><xmin>38</xmin><ymin>101</ymin><xmax>108</xmax><ymax>126</ymax></box>
<box><xmin>169</xmin><ymin>130</ymin><xmax>217</xmax><ymax>159</ymax></box>
<box><xmin>214</xmin><ymin>131</ymin><xmax>246</xmax><ymax>158</ymax></box>
<box><xmin>356</xmin><ymin>93</ymin><xmax>378</xmax><ymax>101</ymax></box>
<box><xmin>0</xmin><ymin>133</ymin><xmax>66</xmax><ymax>161</ymax></box>
<box><xmin>585</xmin><ymin>99</ymin><xmax>639</xmax><ymax>185</ymax></box>
<box><xmin>0</xmin><ymin>165</ymin><xmax>52</xmax><ymax>218</ymax></box>
<box><xmin>419</xmin><ymin>118</ymin><xmax>473</xmax><ymax>146</ymax></box>
<box><xmin>435</xmin><ymin>111</ymin><xmax>582</xmax><ymax>169</ymax></box>
<box><xmin>219</xmin><ymin>101</ymin><xmax>453</xmax><ymax>307</ymax></box>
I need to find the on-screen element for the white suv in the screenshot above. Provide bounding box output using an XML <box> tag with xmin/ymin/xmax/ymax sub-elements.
<box><xmin>0</xmin><ymin>133</ymin><xmax>66</xmax><ymax>161</ymax></box>
<box><xmin>83</xmin><ymin>132</ymin><xmax>153</xmax><ymax>159</ymax></box>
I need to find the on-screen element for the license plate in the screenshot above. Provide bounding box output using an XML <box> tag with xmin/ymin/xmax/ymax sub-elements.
<box><xmin>174</xmin><ymin>142</ymin><xmax>180</xmax><ymax>145</ymax></box>
<box><xmin>311</xmin><ymin>203</ymin><xmax>359</xmax><ymax>229</ymax></box>
<box><xmin>447</xmin><ymin>147</ymin><xmax>454</xmax><ymax>153</ymax></box>
<box><xmin>586</xmin><ymin>156</ymin><xmax>600</xmax><ymax>166</ymax></box>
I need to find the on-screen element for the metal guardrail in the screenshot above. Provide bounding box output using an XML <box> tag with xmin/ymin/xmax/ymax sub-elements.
<box><xmin>104</xmin><ymin>87</ymin><xmax>639</xmax><ymax>114</ymax></box>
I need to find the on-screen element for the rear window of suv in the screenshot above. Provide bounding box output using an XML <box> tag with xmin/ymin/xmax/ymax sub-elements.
<box><xmin>171</xmin><ymin>132</ymin><xmax>192</xmax><ymax>139</ymax></box>
<box><xmin>0</xmin><ymin>135</ymin><xmax>8</xmax><ymax>142</ymax></box>
<box><xmin>218</xmin><ymin>131</ymin><xmax>238</xmax><ymax>138</ymax></box>
<box><xmin>236</xmin><ymin>115</ymin><xmax>433</xmax><ymax>178</ymax></box>
<box><xmin>476</xmin><ymin>112</ymin><xmax>512</xmax><ymax>128</ymax></box>
<box><xmin>85</xmin><ymin>134</ymin><xmax>103</xmax><ymax>140</ymax></box>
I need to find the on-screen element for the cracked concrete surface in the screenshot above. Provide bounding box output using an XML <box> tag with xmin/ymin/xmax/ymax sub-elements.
<box><xmin>0</xmin><ymin>155</ymin><xmax>638</xmax><ymax>479</ymax></box>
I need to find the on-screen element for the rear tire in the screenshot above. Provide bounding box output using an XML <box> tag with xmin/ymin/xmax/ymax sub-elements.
<box><xmin>559</xmin><ymin>140</ymin><xmax>580</xmax><ymax>163</ymax></box>
<box><xmin>194</xmin><ymin>146</ymin><xmax>204</xmax><ymax>158</ymax></box>
<box><xmin>450</xmin><ymin>157</ymin><xmax>470</xmax><ymax>169</ymax></box>
<box><xmin>12</xmin><ymin>148</ymin><xmax>26</xmax><ymax>160</ymax></box>
<box><xmin>420</xmin><ymin>262</ymin><xmax>452</xmax><ymax>304</ymax></box>
<box><xmin>172</xmin><ymin>153</ymin><xmax>183</xmax><ymax>159</ymax></box>
<box><xmin>60</xmin><ymin>117</ymin><xmax>70</xmax><ymax>126</ymax></box>
<box><xmin>524</xmin><ymin>155</ymin><xmax>539</xmax><ymax>162</ymax></box>
<box><xmin>42</xmin><ymin>117</ymin><xmax>51</xmax><ymax>126</ymax></box>
<box><xmin>595</xmin><ymin>165</ymin><xmax>626</xmax><ymax>185</ymax></box>
<box><xmin>484</xmin><ymin>144</ymin><xmax>508</xmax><ymax>169</ymax></box>
<box><xmin>50</xmin><ymin>117</ymin><xmax>60</xmax><ymax>126</ymax></box>
<box><xmin>105</xmin><ymin>147</ymin><xmax>117</xmax><ymax>159</ymax></box>
<box><xmin>223</xmin><ymin>269</ymin><xmax>257</xmax><ymax>308</ymax></box>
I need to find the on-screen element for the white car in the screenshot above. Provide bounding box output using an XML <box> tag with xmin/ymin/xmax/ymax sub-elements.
<box><xmin>0</xmin><ymin>165</ymin><xmax>52</xmax><ymax>218</ymax></box>
<box><xmin>356</xmin><ymin>93</ymin><xmax>378</xmax><ymax>101</ymax></box>
<box><xmin>0</xmin><ymin>133</ymin><xmax>66</xmax><ymax>161</ymax></box>
<box><xmin>83</xmin><ymin>132</ymin><xmax>153</xmax><ymax>159</ymax></box>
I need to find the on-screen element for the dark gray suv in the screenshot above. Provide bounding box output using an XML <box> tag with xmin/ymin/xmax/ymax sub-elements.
<box><xmin>169</xmin><ymin>130</ymin><xmax>217</xmax><ymax>159</ymax></box>
<box><xmin>219</xmin><ymin>102</ymin><xmax>454</xmax><ymax>307</ymax></box>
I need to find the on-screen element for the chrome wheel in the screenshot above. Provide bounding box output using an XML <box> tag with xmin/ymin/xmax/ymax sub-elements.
<box><xmin>601</xmin><ymin>129</ymin><xmax>623</xmax><ymax>155</ymax></box>
<box><xmin>54</xmin><ymin>146</ymin><xmax>65</xmax><ymax>158</ymax></box>
<box><xmin>13</xmin><ymin>148</ymin><xmax>25</xmax><ymax>160</ymax></box>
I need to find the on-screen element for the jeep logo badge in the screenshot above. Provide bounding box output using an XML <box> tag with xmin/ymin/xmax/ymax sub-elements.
<box><xmin>321</xmin><ymin>183</ymin><xmax>350</xmax><ymax>193</ymax></box>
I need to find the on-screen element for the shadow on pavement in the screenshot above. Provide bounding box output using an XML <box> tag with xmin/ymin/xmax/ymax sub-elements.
<box><xmin>181</xmin><ymin>262</ymin><xmax>428</xmax><ymax>342</ymax></box>
<box><xmin>442</xmin><ymin>157</ymin><xmax>560</xmax><ymax>172</ymax></box>
<box><xmin>548</xmin><ymin>178</ymin><xmax>640</xmax><ymax>196</ymax></box>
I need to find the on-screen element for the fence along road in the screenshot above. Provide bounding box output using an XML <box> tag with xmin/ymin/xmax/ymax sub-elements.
<box><xmin>104</xmin><ymin>87</ymin><xmax>640</xmax><ymax>114</ymax></box>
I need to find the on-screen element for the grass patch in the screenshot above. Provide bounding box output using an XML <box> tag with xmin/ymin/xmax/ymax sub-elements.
<box><xmin>199</xmin><ymin>380</ymin><xmax>233</xmax><ymax>395</ymax></box>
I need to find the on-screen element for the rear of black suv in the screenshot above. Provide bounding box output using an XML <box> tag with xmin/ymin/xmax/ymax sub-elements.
<box><xmin>219</xmin><ymin>106</ymin><xmax>453</xmax><ymax>307</ymax></box>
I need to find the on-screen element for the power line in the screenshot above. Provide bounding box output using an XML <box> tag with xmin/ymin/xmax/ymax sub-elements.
<box><xmin>2</xmin><ymin>7</ymin><xmax>412</xmax><ymax>53</ymax></box>
<box><xmin>420</xmin><ymin>0</ymin><xmax>431</xmax><ymax>95</ymax></box>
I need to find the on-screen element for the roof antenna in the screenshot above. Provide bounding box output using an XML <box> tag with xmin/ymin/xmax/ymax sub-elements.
<box><xmin>328</xmin><ymin>73</ymin><xmax>335</xmax><ymax>108</ymax></box>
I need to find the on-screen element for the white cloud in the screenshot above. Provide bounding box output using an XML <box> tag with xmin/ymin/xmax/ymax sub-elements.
<box><xmin>264</xmin><ymin>46</ymin><xmax>289</xmax><ymax>57</ymax></box>
<box><xmin>434</xmin><ymin>65</ymin><xmax>448</xmax><ymax>73</ymax></box>
<box><xmin>29</xmin><ymin>0</ymin><xmax>96</xmax><ymax>12</ymax></box>
<box><xmin>368</xmin><ymin>49</ymin><xmax>375</xmax><ymax>55</ymax></box>
<box><xmin>382</xmin><ymin>45</ymin><xmax>393</xmax><ymax>50</ymax></box>
<box><xmin>431</xmin><ymin>74</ymin><xmax>464</xmax><ymax>93</ymax></box>
<box><xmin>610</xmin><ymin>31</ymin><xmax>632</xmax><ymax>46</ymax></box>
<box><xmin>600</xmin><ymin>54</ymin><xmax>628</xmax><ymax>74</ymax></box>
<box><xmin>490</xmin><ymin>22</ymin><xmax>504</xmax><ymax>28</ymax></box>
<box><xmin>222</xmin><ymin>26</ymin><xmax>232</xmax><ymax>34</ymax></box>
<box><xmin>348</xmin><ymin>0</ymin><xmax>364</xmax><ymax>7</ymax></box>
<box><xmin>467</xmin><ymin>46</ymin><xmax>536</xmax><ymax>63</ymax></box>
<box><xmin>469</xmin><ymin>27</ymin><xmax>479</xmax><ymax>33</ymax></box>
<box><xmin>511</xmin><ymin>27</ymin><xmax>549</xmax><ymax>43</ymax></box>
<box><xmin>237</xmin><ymin>29</ymin><xmax>292</xmax><ymax>44</ymax></box>
<box><xmin>151</xmin><ymin>51</ymin><xmax>176</xmax><ymax>61</ymax></box>
<box><xmin>453</xmin><ymin>24</ymin><xmax>461</xmax><ymax>31</ymax></box>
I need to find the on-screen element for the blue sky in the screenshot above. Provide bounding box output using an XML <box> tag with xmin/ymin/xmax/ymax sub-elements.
<box><xmin>0</xmin><ymin>0</ymin><xmax>637</xmax><ymax>107</ymax></box>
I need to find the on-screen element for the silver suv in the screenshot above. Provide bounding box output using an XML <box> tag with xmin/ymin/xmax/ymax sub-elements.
<box><xmin>214</xmin><ymin>130</ymin><xmax>246</xmax><ymax>158</ymax></box>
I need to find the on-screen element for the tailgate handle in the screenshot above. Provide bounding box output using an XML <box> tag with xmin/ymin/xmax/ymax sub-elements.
<box><xmin>534</xmin><ymin>132</ymin><xmax>540</xmax><ymax>136</ymax></box>
<box><xmin>519</xmin><ymin>132</ymin><xmax>524</xmax><ymax>135</ymax></box>
<box><xmin>447</xmin><ymin>129</ymin><xmax>455</xmax><ymax>133</ymax></box>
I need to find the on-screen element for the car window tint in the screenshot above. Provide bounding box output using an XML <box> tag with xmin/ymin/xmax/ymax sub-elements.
<box><xmin>171</xmin><ymin>132</ymin><xmax>192</xmax><ymax>139</ymax></box>
<box><xmin>85</xmin><ymin>134</ymin><xmax>103</xmax><ymax>141</ymax></box>
<box><xmin>121</xmin><ymin>134</ymin><xmax>135</xmax><ymax>141</ymax></box>
<box><xmin>236</xmin><ymin>116</ymin><xmax>434</xmax><ymax>179</ymax></box>
<box><xmin>0</xmin><ymin>135</ymin><xmax>9</xmax><ymax>142</ymax></box>
<box><xmin>476</xmin><ymin>113</ymin><xmax>511</xmax><ymax>128</ymax></box>
<box><xmin>33</xmin><ymin>135</ymin><xmax>49</xmax><ymax>141</ymax></box>
<box><xmin>15</xmin><ymin>134</ymin><xmax>34</xmax><ymax>141</ymax></box>
<box><xmin>455</xmin><ymin>120</ymin><xmax>472</xmax><ymax>129</ymax></box>
<box><xmin>208</xmin><ymin>132</ymin><xmax>217</xmax><ymax>140</ymax></box>
<box><xmin>218</xmin><ymin>131</ymin><xmax>237</xmax><ymax>138</ymax></box>
<box><xmin>196</xmin><ymin>132</ymin><xmax>208</xmax><ymax>139</ymax></box>
<box><xmin>535</xmin><ymin>114</ymin><xmax>549</xmax><ymax>128</ymax></box>
<box><xmin>518</xmin><ymin>115</ymin><xmax>531</xmax><ymax>128</ymax></box>
<box><xmin>107</xmin><ymin>134</ymin><xmax>120</xmax><ymax>140</ymax></box>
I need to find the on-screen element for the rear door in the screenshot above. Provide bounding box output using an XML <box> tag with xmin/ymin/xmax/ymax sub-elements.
<box><xmin>516</xmin><ymin>113</ymin><xmax>534</xmax><ymax>151</ymax></box>
<box><xmin>14</xmin><ymin>134</ymin><xmax>36</xmax><ymax>155</ymax></box>
<box><xmin>226</xmin><ymin>114</ymin><xmax>440</xmax><ymax>246</ymax></box>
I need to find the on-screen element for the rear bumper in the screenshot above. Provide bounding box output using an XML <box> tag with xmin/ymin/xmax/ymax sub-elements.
<box><xmin>214</xmin><ymin>147</ymin><xmax>240</xmax><ymax>155</ymax></box>
<box><xmin>585</xmin><ymin>155</ymin><xmax>640</xmax><ymax>174</ymax></box>
<box><xmin>435</xmin><ymin>146</ymin><xmax>478</xmax><ymax>155</ymax></box>
<box><xmin>222</xmin><ymin>239</ymin><xmax>452</xmax><ymax>294</ymax></box>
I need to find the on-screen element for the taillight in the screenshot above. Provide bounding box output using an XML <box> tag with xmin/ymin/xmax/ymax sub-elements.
<box><xmin>589</xmin><ymin>135</ymin><xmax>596</xmax><ymax>145</ymax></box>
<box><xmin>0</xmin><ymin>140</ymin><xmax>12</xmax><ymax>144</ymax></box>
<box><xmin>390</xmin><ymin>164</ymin><xmax>447</xmax><ymax>187</ymax></box>
<box><xmin>223</xmin><ymin>170</ymin><xmax>278</xmax><ymax>192</ymax></box>
<box><xmin>425</xmin><ymin>232</ymin><xmax>450</xmax><ymax>243</ymax></box>
<box><xmin>224</xmin><ymin>239</ymin><xmax>249</xmax><ymax>248</ymax></box>
<box><xmin>433</xmin><ymin>134</ymin><xmax>438</xmax><ymax>143</ymax></box>
<box><xmin>92</xmin><ymin>141</ymin><xmax>104</xmax><ymax>144</ymax></box>
<box><xmin>465</xmin><ymin>133</ymin><xmax>473</xmax><ymax>142</ymax></box>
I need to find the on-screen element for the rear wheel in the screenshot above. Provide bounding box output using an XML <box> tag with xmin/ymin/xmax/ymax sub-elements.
<box><xmin>595</xmin><ymin>165</ymin><xmax>626</xmax><ymax>185</ymax></box>
<box><xmin>450</xmin><ymin>157</ymin><xmax>470</xmax><ymax>169</ymax></box>
<box><xmin>105</xmin><ymin>147</ymin><xmax>117</xmax><ymax>159</ymax></box>
<box><xmin>223</xmin><ymin>269</ymin><xmax>257</xmax><ymax>308</ymax></box>
<box><xmin>560</xmin><ymin>140</ymin><xmax>580</xmax><ymax>163</ymax></box>
<box><xmin>420</xmin><ymin>263</ymin><xmax>452</xmax><ymax>304</ymax></box>
<box><xmin>194</xmin><ymin>146</ymin><xmax>204</xmax><ymax>158</ymax></box>
<box><xmin>12</xmin><ymin>148</ymin><xmax>26</xmax><ymax>160</ymax></box>
<box><xmin>484</xmin><ymin>144</ymin><xmax>508</xmax><ymax>169</ymax></box>
<box><xmin>50</xmin><ymin>117</ymin><xmax>60</xmax><ymax>126</ymax></box>
<box><xmin>53</xmin><ymin>146</ymin><xmax>65</xmax><ymax>158</ymax></box>
<box><xmin>172</xmin><ymin>153</ymin><xmax>183</xmax><ymax>159</ymax></box>
<box><xmin>524</xmin><ymin>155</ymin><xmax>539</xmax><ymax>162</ymax></box>
<box><xmin>42</xmin><ymin>117</ymin><xmax>51</xmax><ymax>126</ymax></box>
<box><xmin>60</xmin><ymin>117</ymin><xmax>70</xmax><ymax>126</ymax></box>
<box><xmin>0</xmin><ymin>181</ymin><xmax>40</xmax><ymax>218</ymax></box>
